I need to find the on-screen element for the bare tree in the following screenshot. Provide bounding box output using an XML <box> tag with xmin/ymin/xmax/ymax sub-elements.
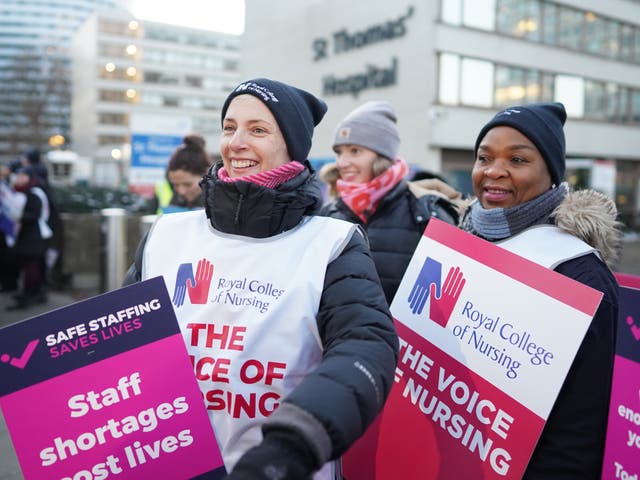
<box><xmin>0</xmin><ymin>45</ymin><xmax>71</xmax><ymax>159</ymax></box>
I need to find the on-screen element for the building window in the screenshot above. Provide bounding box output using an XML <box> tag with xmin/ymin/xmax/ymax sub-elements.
<box><xmin>185</xmin><ymin>75</ymin><xmax>203</xmax><ymax>88</ymax></box>
<box><xmin>438</xmin><ymin>53</ymin><xmax>460</xmax><ymax>105</ymax></box>
<box><xmin>441</xmin><ymin>0</ymin><xmax>462</xmax><ymax>25</ymax></box>
<box><xmin>462</xmin><ymin>0</ymin><xmax>496</xmax><ymax>31</ymax></box>
<box><xmin>541</xmin><ymin>2</ymin><xmax>557</xmax><ymax>45</ymax></box>
<box><xmin>460</xmin><ymin>58</ymin><xmax>494</xmax><ymax>107</ymax></box>
<box><xmin>557</xmin><ymin>7</ymin><xmax>584</xmax><ymax>50</ymax></box>
<box><xmin>584</xmin><ymin>13</ymin><xmax>619</xmax><ymax>57</ymax></box>
<box><xmin>631</xmin><ymin>90</ymin><xmax>640</xmax><ymax>123</ymax></box>
<box><xmin>495</xmin><ymin>66</ymin><xmax>542</xmax><ymax>106</ymax></box>
<box><xmin>436</xmin><ymin>52</ymin><xmax>640</xmax><ymax>126</ymax></box>
<box><xmin>98</xmin><ymin>135</ymin><xmax>127</xmax><ymax>145</ymax></box>
<box><xmin>99</xmin><ymin>90</ymin><xmax>126</xmax><ymax>102</ymax></box>
<box><xmin>442</xmin><ymin>0</ymin><xmax>640</xmax><ymax>64</ymax></box>
<box><xmin>98</xmin><ymin>112</ymin><xmax>129</xmax><ymax>125</ymax></box>
<box><xmin>163</xmin><ymin>96</ymin><xmax>179</xmax><ymax>107</ymax></box>
<box><xmin>605</xmin><ymin>83</ymin><xmax>621</xmax><ymax>122</ymax></box>
<box><xmin>496</xmin><ymin>0</ymin><xmax>541</xmax><ymax>41</ymax></box>
<box><xmin>223</xmin><ymin>59</ymin><xmax>238</xmax><ymax>71</ymax></box>
<box><xmin>620</xmin><ymin>24</ymin><xmax>637</xmax><ymax>62</ymax></box>
<box><xmin>584</xmin><ymin>80</ymin><xmax>607</xmax><ymax>121</ymax></box>
<box><xmin>554</xmin><ymin>75</ymin><xmax>584</xmax><ymax>117</ymax></box>
<box><xmin>618</xmin><ymin>87</ymin><xmax>630</xmax><ymax>123</ymax></box>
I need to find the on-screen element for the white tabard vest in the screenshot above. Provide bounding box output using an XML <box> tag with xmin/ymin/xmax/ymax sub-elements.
<box><xmin>142</xmin><ymin>210</ymin><xmax>356</xmax><ymax>477</ymax></box>
<box><xmin>496</xmin><ymin>224</ymin><xmax>598</xmax><ymax>269</ymax></box>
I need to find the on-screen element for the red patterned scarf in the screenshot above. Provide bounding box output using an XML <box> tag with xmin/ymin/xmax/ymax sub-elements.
<box><xmin>336</xmin><ymin>157</ymin><xmax>409</xmax><ymax>223</ymax></box>
<box><xmin>218</xmin><ymin>161</ymin><xmax>305</xmax><ymax>188</ymax></box>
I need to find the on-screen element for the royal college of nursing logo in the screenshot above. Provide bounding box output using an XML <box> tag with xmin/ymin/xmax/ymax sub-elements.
<box><xmin>408</xmin><ymin>257</ymin><xmax>466</xmax><ymax>327</ymax></box>
<box><xmin>172</xmin><ymin>258</ymin><xmax>214</xmax><ymax>308</ymax></box>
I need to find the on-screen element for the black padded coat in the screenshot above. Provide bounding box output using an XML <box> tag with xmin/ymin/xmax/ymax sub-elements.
<box><xmin>320</xmin><ymin>180</ymin><xmax>458</xmax><ymax>304</ymax></box>
<box><xmin>124</xmin><ymin>162</ymin><xmax>398</xmax><ymax>472</ymax></box>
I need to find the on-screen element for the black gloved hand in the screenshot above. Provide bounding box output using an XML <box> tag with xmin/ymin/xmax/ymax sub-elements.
<box><xmin>224</xmin><ymin>429</ymin><xmax>318</xmax><ymax>480</ymax></box>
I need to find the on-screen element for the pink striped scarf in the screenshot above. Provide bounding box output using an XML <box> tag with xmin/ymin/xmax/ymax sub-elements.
<box><xmin>336</xmin><ymin>157</ymin><xmax>409</xmax><ymax>223</ymax></box>
<box><xmin>217</xmin><ymin>161</ymin><xmax>305</xmax><ymax>189</ymax></box>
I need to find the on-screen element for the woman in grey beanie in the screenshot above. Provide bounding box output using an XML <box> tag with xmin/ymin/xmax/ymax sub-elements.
<box><xmin>320</xmin><ymin>100</ymin><xmax>459</xmax><ymax>304</ymax></box>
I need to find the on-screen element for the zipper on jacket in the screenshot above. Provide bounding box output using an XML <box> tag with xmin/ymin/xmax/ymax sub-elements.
<box><xmin>233</xmin><ymin>193</ymin><xmax>245</xmax><ymax>226</ymax></box>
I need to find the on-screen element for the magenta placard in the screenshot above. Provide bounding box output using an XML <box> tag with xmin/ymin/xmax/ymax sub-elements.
<box><xmin>602</xmin><ymin>283</ymin><xmax>640</xmax><ymax>480</ymax></box>
<box><xmin>0</xmin><ymin>278</ymin><xmax>225</xmax><ymax>479</ymax></box>
<box><xmin>1</xmin><ymin>335</ymin><xmax>222</xmax><ymax>480</ymax></box>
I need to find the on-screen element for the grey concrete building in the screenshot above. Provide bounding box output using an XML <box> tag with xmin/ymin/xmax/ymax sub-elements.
<box><xmin>0</xmin><ymin>0</ymin><xmax>128</xmax><ymax>161</ymax></box>
<box><xmin>242</xmin><ymin>0</ymin><xmax>640</xmax><ymax>226</ymax></box>
<box><xmin>71</xmin><ymin>11</ymin><xmax>241</xmax><ymax>190</ymax></box>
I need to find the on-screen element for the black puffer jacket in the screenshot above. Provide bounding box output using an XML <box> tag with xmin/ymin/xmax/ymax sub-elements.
<box><xmin>521</xmin><ymin>190</ymin><xmax>621</xmax><ymax>479</ymax></box>
<box><xmin>11</xmin><ymin>189</ymin><xmax>46</xmax><ymax>258</ymax></box>
<box><xmin>320</xmin><ymin>179</ymin><xmax>458</xmax><ymax>304</ymax></box>
<box><xmin>125</xmin><ymin>162</ymin><xmax>398</xmax><ymax>477</ymax></box>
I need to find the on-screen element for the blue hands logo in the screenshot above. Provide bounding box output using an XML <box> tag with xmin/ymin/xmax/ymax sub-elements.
<box><xmin>172</xmin><ymin>259</ymin><xmax>214</xmax><ymax>308</ymax></box>
<box><xmin>408</xmin><ymin>257</ymin><xmax>442</xmax><ymax>315</ymax></box>
<box><xmin>408</xmin><ymin>257</ymin><xmax>466</xmax><ymax>327</ymax></box>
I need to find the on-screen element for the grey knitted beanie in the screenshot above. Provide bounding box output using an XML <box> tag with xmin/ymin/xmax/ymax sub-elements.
<box><xmin>333</xmin><ymin>101</ymin><xmax>400</xmax><ymax>160</ymax></box>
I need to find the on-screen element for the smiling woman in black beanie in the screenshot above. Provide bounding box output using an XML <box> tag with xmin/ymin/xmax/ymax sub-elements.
<box><xmin>461</xmin><ymin>102</ymin><xmax>621</xmax><ymax>479</ymax></box>
<box><xmin>124</xmin><ymin>78</ymin><xmax>398</xmax><ymax>480</ymax></box>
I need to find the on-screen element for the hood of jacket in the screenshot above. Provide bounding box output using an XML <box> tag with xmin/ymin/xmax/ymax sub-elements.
<box><xmin>200</xmin><ymin>161</ymin><xmax>323</xmax><ymax>238</ymax></box>
<box><xmin>460</xmin><ymin>189</ymin><xmax>622</xmax><ymax>269</ymax></box>
<box><xmin>552</xmin><ymin>189</ymin><xmax>622</xmax><ymax>269</ymax></box>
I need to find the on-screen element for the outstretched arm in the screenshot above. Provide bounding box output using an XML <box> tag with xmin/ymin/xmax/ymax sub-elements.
<box><xmin>227</xmin><ymin>231</ymin><xmax>397</xmax><ymax>479</ymax></box>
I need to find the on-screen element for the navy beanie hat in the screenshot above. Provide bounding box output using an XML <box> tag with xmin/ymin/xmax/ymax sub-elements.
<box><xmin>474</xmin><ymin>102</ymin><xmax>567</xmax><ymax>186</ymax></box>
<box><xmin>24</xmin><ymin>147</ymin><xmax>41</xmax><ymax>165</ymax></box>
<box><xmin>221</xmin><ymin>78</ymin><xmax>328</xmax><ymax>163</ymax></box>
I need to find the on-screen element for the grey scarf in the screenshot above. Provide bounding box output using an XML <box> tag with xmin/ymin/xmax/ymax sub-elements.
<box><xmin>461</xmin><ymin>183</ymin><xmax>568</xmax><ymax>241</ymax></box>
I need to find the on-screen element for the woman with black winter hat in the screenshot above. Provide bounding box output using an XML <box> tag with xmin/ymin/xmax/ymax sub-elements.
<box><xmin>461</xmin><ymin>102</ymin><xmax>620</xmax><ymax>479</ymax></box>
<box><xmin>319</xmin><ymin>100</ymin><xmax>459</xmax><ymax>304</ymax></box>
<box><xmin>124</xmin><ymin>78</ymin><xmax>398</xmax><ymax>479</ymax></box>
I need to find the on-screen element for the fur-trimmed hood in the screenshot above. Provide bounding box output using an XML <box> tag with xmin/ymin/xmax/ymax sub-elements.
<box><xmin>460</xmin><ymin>189</ymin><xmax>622</xmax><ymax>269</ymax></box>
<box><xmin>551</xmin><ymin>189</ymin><xmax>622</xmax><ymax>269</ymax></box>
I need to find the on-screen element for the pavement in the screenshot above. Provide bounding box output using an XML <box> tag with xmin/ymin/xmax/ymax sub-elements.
<box><xmin>2</xmin><ymin>237</ymin><xmax>640</xmax><ymax>478</ymax></box>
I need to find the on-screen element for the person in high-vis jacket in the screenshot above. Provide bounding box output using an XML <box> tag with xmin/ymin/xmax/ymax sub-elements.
<box><xmin>461</xmin><ymin>102</ymin><xmax>620</xmax><ymax>479</ymax></box>
<box><xmin>153</xmin><ymin>134</ymin><xmax>211</xmax><ymax>214</ymax></box>
<box><xmin>124</xmin><ymin>78</ymin><xmax>398</xmax><ymax>480</ymax></box>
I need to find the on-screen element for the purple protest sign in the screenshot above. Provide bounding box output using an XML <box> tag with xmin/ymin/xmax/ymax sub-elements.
<box><xmin>0</xmin><ymin>277</ymin><xmax>225</xmax><ymax>479</ymax></box>
<box><xmin>602</xmin><ymin>279</ymin><xmax>640</xmax><ymax>480</ymax></box>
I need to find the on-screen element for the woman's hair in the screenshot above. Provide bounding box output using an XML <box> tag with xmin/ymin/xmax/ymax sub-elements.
<box><xmin>167</xmin><ymin>134</ymin><xmax>211</xmax><ymax>175</ymax></box>
<box><xmin>372</xmin><ymin>156</ymin><xmax>393</xmax><ymax>177</ymax></box>
<box><xmin>319</xmin><ymin>163</ymin><xmax>340</xmax><ymax>198</ymax></box>
<box><xmin>320</xmin><ymin>155</ymin><xmax>393</xmax><ymax>198</ymax></box>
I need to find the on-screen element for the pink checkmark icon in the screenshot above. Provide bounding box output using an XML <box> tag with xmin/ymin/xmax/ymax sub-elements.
<box><xmin>9</xmin><ymin>339</ymin><xmax>40</xmax><ymax>369</ymax></box>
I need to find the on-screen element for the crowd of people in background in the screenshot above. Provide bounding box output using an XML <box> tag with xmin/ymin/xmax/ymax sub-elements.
<box><xmin>1</xmin><ymin>76</ymin><xmax>623</xmax><ymax>479</ymax></box>
<box><xmin>0</xmin><ymin>148</ymin><xmax>63</xmax><ymax>310</ymax></box>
